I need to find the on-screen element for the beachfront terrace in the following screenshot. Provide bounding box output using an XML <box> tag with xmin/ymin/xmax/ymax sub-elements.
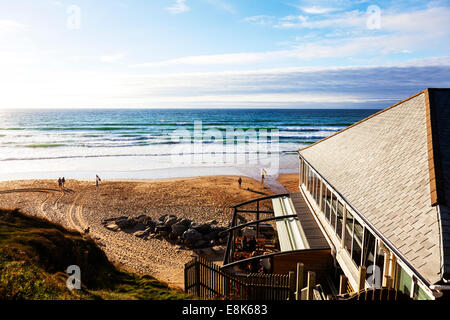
<box><xmin>221</xmin><ymin>192</ymin><xmax>332</xmax><ymax>286</ymax></box>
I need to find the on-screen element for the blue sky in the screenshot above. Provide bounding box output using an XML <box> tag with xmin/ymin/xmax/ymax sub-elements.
<box><xmin>0</xmin><ymin>0</ymin><xmax>449</xmax><ymax>108</ymax></box>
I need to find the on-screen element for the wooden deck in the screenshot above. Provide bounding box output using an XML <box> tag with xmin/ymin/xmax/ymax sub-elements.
<box><xmin>290</xmin><ymin>192</ymin><xmax>330</xmax><ymax>249</ymax></box>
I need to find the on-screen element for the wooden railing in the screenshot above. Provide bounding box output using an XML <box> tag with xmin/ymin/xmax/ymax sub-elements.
<box><xmin>184</xmin><ymin>257</ymin><xmax>294</xmax><ymax>300</ymax></box>
<box><xmin>336</xmin><ymin>287</ymin><xmax>411</xmax><ymax>301</ymax></box>
<box><xmin>223</xmin><ymin>193</ymin><xmax>289</xmax><ymax>265</ymax></box>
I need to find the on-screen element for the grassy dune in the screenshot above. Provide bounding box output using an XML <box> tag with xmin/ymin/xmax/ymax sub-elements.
<box><xmin>0</xmin><ymin>208</ymin><xmax>192</xmax><ymax>300</ymax></box>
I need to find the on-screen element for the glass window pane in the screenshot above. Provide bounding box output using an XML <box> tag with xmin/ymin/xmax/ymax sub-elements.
<box><xmin>336</xmin><ymin>201</ymin><xmax>344</xmax><ymax>239</ymax></box>
<box><xmin>313</xmin><ymin>173</ymin><xmax>317</xmax><ymax>200</ymax></box>
<box><xmin>320</xmin><ymin>182</ymin><xmax>326</xmax><ymax>212</ymax></box>
<box><xmin>374</xmin><ymin>241</ymin><xmax>386</xmax><ymax>289</ymax></box>
<box><xmin>305</xmin><ymin>166</ymin><xmax>309</xmax><ymax>190</ymax></box>
<box><xmin>396</xmin><ymin>266</ymin><xmax>412</xmax><ymax>297</ymax></box>
<box><xmin>363</xmin><ymin>230</ymin><xmax>376</xmax><ymax>271</ymax></box>
<box><xmin>414</xmin><ymin>284</ymin><xmax>430</xmax><ymax>300</ymax></box>
<box><xmin>330</xmin><ymin>194</ymin><xmax>336</xmax><ymax>229</ymax></box>
<box><xmin>313</xmin><ymin>174</ymin><xmax>319</xmax><ymax>203</ymax></box>
<box><xmin>352</xmin><ymin>220</ymin><xmax>363</xmax><ymax>266</ymax></box>
<box><xmin>362</xmin><ymin>231</ymin><xmax>376</xmax><ymax>287</ymax></box>
<box><xmin>326</xmin><ymin>189</ymin><xmax>332</xmax><ymax>221</ymax></box>
<box><xmin>344</xmin><ymin>211</ymin><xmax>354</xmax><ymax>254</ymax></box>
<box><xmin>308</xmin><ymin>168</ymin><xmax>313</xmax><ymax>193</ymax></box>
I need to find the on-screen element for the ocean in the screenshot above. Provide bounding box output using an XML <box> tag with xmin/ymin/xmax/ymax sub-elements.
<box><xmin>0</xmin><ymin>109</ymin><xmax>378</xmax><ymax>181</ymax></box>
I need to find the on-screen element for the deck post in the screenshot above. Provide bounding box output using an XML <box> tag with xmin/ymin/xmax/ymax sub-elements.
<box><xmin>358</xmin><ymin>266</ymin><xmax>367</xmax><ymax>291</ymax></box>
<box><xmin>224</xmin><ymin>208</ymin><xmax>237</xmax><ymax>264</ymax></box>
<box><xmin>194</xmin><ymin>257</ymin><xmax>200</xmax><ymax>297</ymax></box>
<box><xmin>288</xmin><ymin>271</ymin><xmax>295</xmax><ymax>300</ymax></box>
<box><xmin>385</xmin><ymin>276</ymin><xmax>393</xmax><ymax>290</ymax></box>
<box><xmin>256</xmin><ymin>200</ymin><xmax>260</xmax><ymax>239</ymax></box>
<box><xmin>295</xmin><ymin>263</ymin><xmax>304</xmax><ymax>300</ymax></box>
<box><xmin>339</xmin><ymin>274</ymin><xmax>348</xmax><ymax>295</ymax></box>
<box><xmin>306</xmin><ymin>271</ymin><xmax>316</xmax><ymax>300</ymax></box>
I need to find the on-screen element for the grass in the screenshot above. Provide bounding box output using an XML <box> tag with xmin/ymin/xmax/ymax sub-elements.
<box><xmin>0</xmin><ymin>208</ymin><xmax>192</xmax><ymax>300</ymax></box>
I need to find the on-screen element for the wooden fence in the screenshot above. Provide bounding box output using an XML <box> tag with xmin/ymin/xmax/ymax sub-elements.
<box><xmin>184</xmin><ymin>257</ymin><xmax>293</xmax><ymax>300</ymax></box>
<box><xmin>337</xmin><ymin>287</ymin><xmax>411</xmax><ymax>301</ymax></box>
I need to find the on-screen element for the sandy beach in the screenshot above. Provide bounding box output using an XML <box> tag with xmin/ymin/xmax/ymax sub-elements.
<box><xmin>0</xmin><ymin>175</ymin><xmax>289</xmax><ymax>289</ymax></box>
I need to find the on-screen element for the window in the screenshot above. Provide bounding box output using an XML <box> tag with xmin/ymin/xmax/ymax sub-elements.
<box><xmin>352</xmin><ymin>220</ymin><xmax>363</xmax><ymax>266</ymax></box>
<box><xmin>304</xmin><ymin>166</ymin><xmax>308</xmax><ymax>189</ymax></box>
<box><xmin>311</xmin><ymin>172</ymin><xmax>316</xmax><ymax>199</ymax></box>
<box><xmin>320</xmin><ymin>182</ymin><xmax>326</xmax><ymax>213</ymax></box>
<box><xmin>308</xmin><ymin>167</ymin><xmax>313</xmax><ymax>194</ymax></box>
<box><xmin>344</xmin><ymin>210</ymin><xmax>354</xmax><ymax>254</ymax></box>
<box><xmin>396</xmin><ymin>265</ymin><xmax>412</xmax><ymax>297</ymax></box>
<box><xmin>414</xmin><ymin>284</ymin><xmax>430</xmax><ymax>300</ymax></box>
<box><xmin>330</xmin><ymin>193</ymin><xmax>336</xmax><ymax>229</ymax></box>
<box><xmin>363</xmin><ymin>230</ymin><xmax>376</xmax><ymax>269</ymax></box>
<box><xmin>374</xmin><ymin>240</ymin><xmax>386</xmax><ymax>288</ymax></box>
<box><xmin>325</xmin><ymin>189</ymin><xmax>332</xmax><ymax>222</ymax></box>
<box><xmin>363</xmin><ymin>231</ymin><xmax>376</xmax><ymax>286</ymax></box>
<box><xmin>314</xmin><ymin>174</ymin><xmax>320</xmax><ymax>204</ymax></box>
<box><xmin>336</xmin><ymin>201</ymin><xmax>344</xmax><ymax>239</ymax></box>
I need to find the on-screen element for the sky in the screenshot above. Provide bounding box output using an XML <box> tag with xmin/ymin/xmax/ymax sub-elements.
<box><xmin>0</xmin><ymin>0</ymin><xmax>449</xmax><ymax>109</ymax></box>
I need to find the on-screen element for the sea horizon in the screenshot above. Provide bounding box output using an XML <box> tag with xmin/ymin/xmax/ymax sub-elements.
<box><xmin>0</xmin><ymin>108</ymin><xmax>378</xmax><ymax>182</ymax></box>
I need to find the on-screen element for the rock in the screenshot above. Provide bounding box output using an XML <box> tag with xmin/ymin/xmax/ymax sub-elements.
<box><xmin>194</xmin><ymin>239</ymin><xmax>208</xmax><ymax>248</ymax></box>
<box><xmin>155</xmin><ymin>224</ymin><xmax>171</xmax><ymax>234</ymax></box>
<box><xmin>218</xmin><ymin>230</ymin><xmax>229</xmax><ymax>238</ymax></box>
<box><xmin>134</xmin><ymin>227</ymin><xmax>152</xmax><ymax>238</ymax></box>
<box><xmin>206</xmin><ymin>219</ymin><xmax>218</xmax><ymax>225</ymax></box>
<box><xmin>191</xmin><ymin>223</ymin><xmax>212</xmax><ymax>234</ymax></box>
<box><xmin>158</xmin><ymin>214</ymin><xmax>168</xmax><ymax>222</ymax></box>
<box><xmin>159</xmin><ymin>231</ymin><xmax>169</xmax><ymax>238</ymax></box>
<box><xmin>135</xmin><ymin>215</ymin><xmax>149</xmax><ymax>225</ymax></box>
<box><xmin>203</xmin><ymin>231</ymin><xmax>219</xmax><ymax>241</ymax></box>
<box><xmin>164</xmin><ymin>215</ymin><xmax>178</xmax><ymax>226</ymax></box>
<box><xmin>212</xmin><ymin>246</ymin><xmax>225</xmax><ymax>253</ymax></box>
<box><xmin>171</xmin><ymin>223</ymin><xmax>188</xmax><ymax>236</ymax></box>
<box><xmin>168</xmin><ymin>232</ymin><xmax>179</xmax><ymax>241</ymax></box>
<box><xmin>182</xmin><ymin>228</ymin><xmax>203</xmax><ymax>246</ymax></box>
<box><xmin>116</xmin><ymin>217</ymin><xmax>136</xmax><ymax>229</ymax></box>
<box><xmin>145</xmin><ymin>220</ymin><xmax>156</xmax><ymax>232</ymax></box>
<box><xmin>133</xmin><ymin>223</ymin><xmax>147</xmax><ymax>231</ymax></box>
<box><xmin>178</xmin><ymin>218</ymin><xmax>192</xmax><ymax>227</ymax></box>
<box><xmin>106</xmin><ymin>223</ymin><xmax>119</xmax><ymax>231</ymax></box>
<box><xmin>199</xmin><ymin>247</ymin><xmax>214</xmax><ymax>255</ymax></box>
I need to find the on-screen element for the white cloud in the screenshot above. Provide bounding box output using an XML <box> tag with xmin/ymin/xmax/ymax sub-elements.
<box><xmin>301</xmin><ymin>6</ymin><xmax>337</xmax><ymax>14</ymax></box>
<box><xmin>100</xmin><ymin>53</ymin><xmax>125</xmax><ymax>63</ymax></box>
<box><xmin>166</xmin><ymin>0</ymin><xmax>190</xmax><ymax>14</ymax></box>
<box><xmin>203</xmin><ymin>0</ymin><xmax>235</xmax><ymax>14</ymax></box>
<box><xmin>3</xmin><ymin>61</ymin><xmax>449</xmax><ymax>109</ymax></box>
<box><xmin>243</xmin><ymin>15</ymin><xmax>275</xmax><ymax>25</ymax></box>
<box><xmin>0</xmin><ymin>20</ymin><xmax>25</xmax><ymax>34</ymax></box>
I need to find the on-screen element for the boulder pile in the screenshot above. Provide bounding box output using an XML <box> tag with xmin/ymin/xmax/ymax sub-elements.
<box><xmin>102</xmin><ymin>214</ymin><xmax>229</xmax><ymax>249</ymax></box>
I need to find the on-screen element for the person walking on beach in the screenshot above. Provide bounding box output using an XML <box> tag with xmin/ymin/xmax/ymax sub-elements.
<box><xmin>238</xmin><ymin>177</ymin><xmax>242</xmax><ymax>189</ymax></box>
<box><xmin>58</xmin><ymin>177</ymin><xmax>62</xmax><ymax>189</ymax></box>
<box><xmin>61</xmin><ymin>177</ymin><xmax>65</xmax><ymax>188</ymax></box>
<box><xmin>96</xmin><ymin>174</ymin><xmax>101</xmax><ymax>187</ymax></box>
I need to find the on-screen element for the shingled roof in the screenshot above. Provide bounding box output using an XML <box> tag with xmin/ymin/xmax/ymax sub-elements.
<box><xmin>299</xmin><ymin>89</ymin><xmax>450</xmax><ymax>285</ymax></box>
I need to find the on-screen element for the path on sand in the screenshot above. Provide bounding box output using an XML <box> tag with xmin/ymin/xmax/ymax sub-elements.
<box><xmin>0</xmin><ymin>183</ymin><xmax>192</xmax><ymax>288</ymax></box>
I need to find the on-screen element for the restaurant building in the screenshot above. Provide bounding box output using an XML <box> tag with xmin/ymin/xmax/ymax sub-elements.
<box><xmin>297</xmin><ymin>88</ymin><xmax>450</xmax><ymax>299</ymax></box>
<box><xmin>222</xmin><ymin>89</ymin><xmax>450</xmax><ymax>300</ymax></box>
